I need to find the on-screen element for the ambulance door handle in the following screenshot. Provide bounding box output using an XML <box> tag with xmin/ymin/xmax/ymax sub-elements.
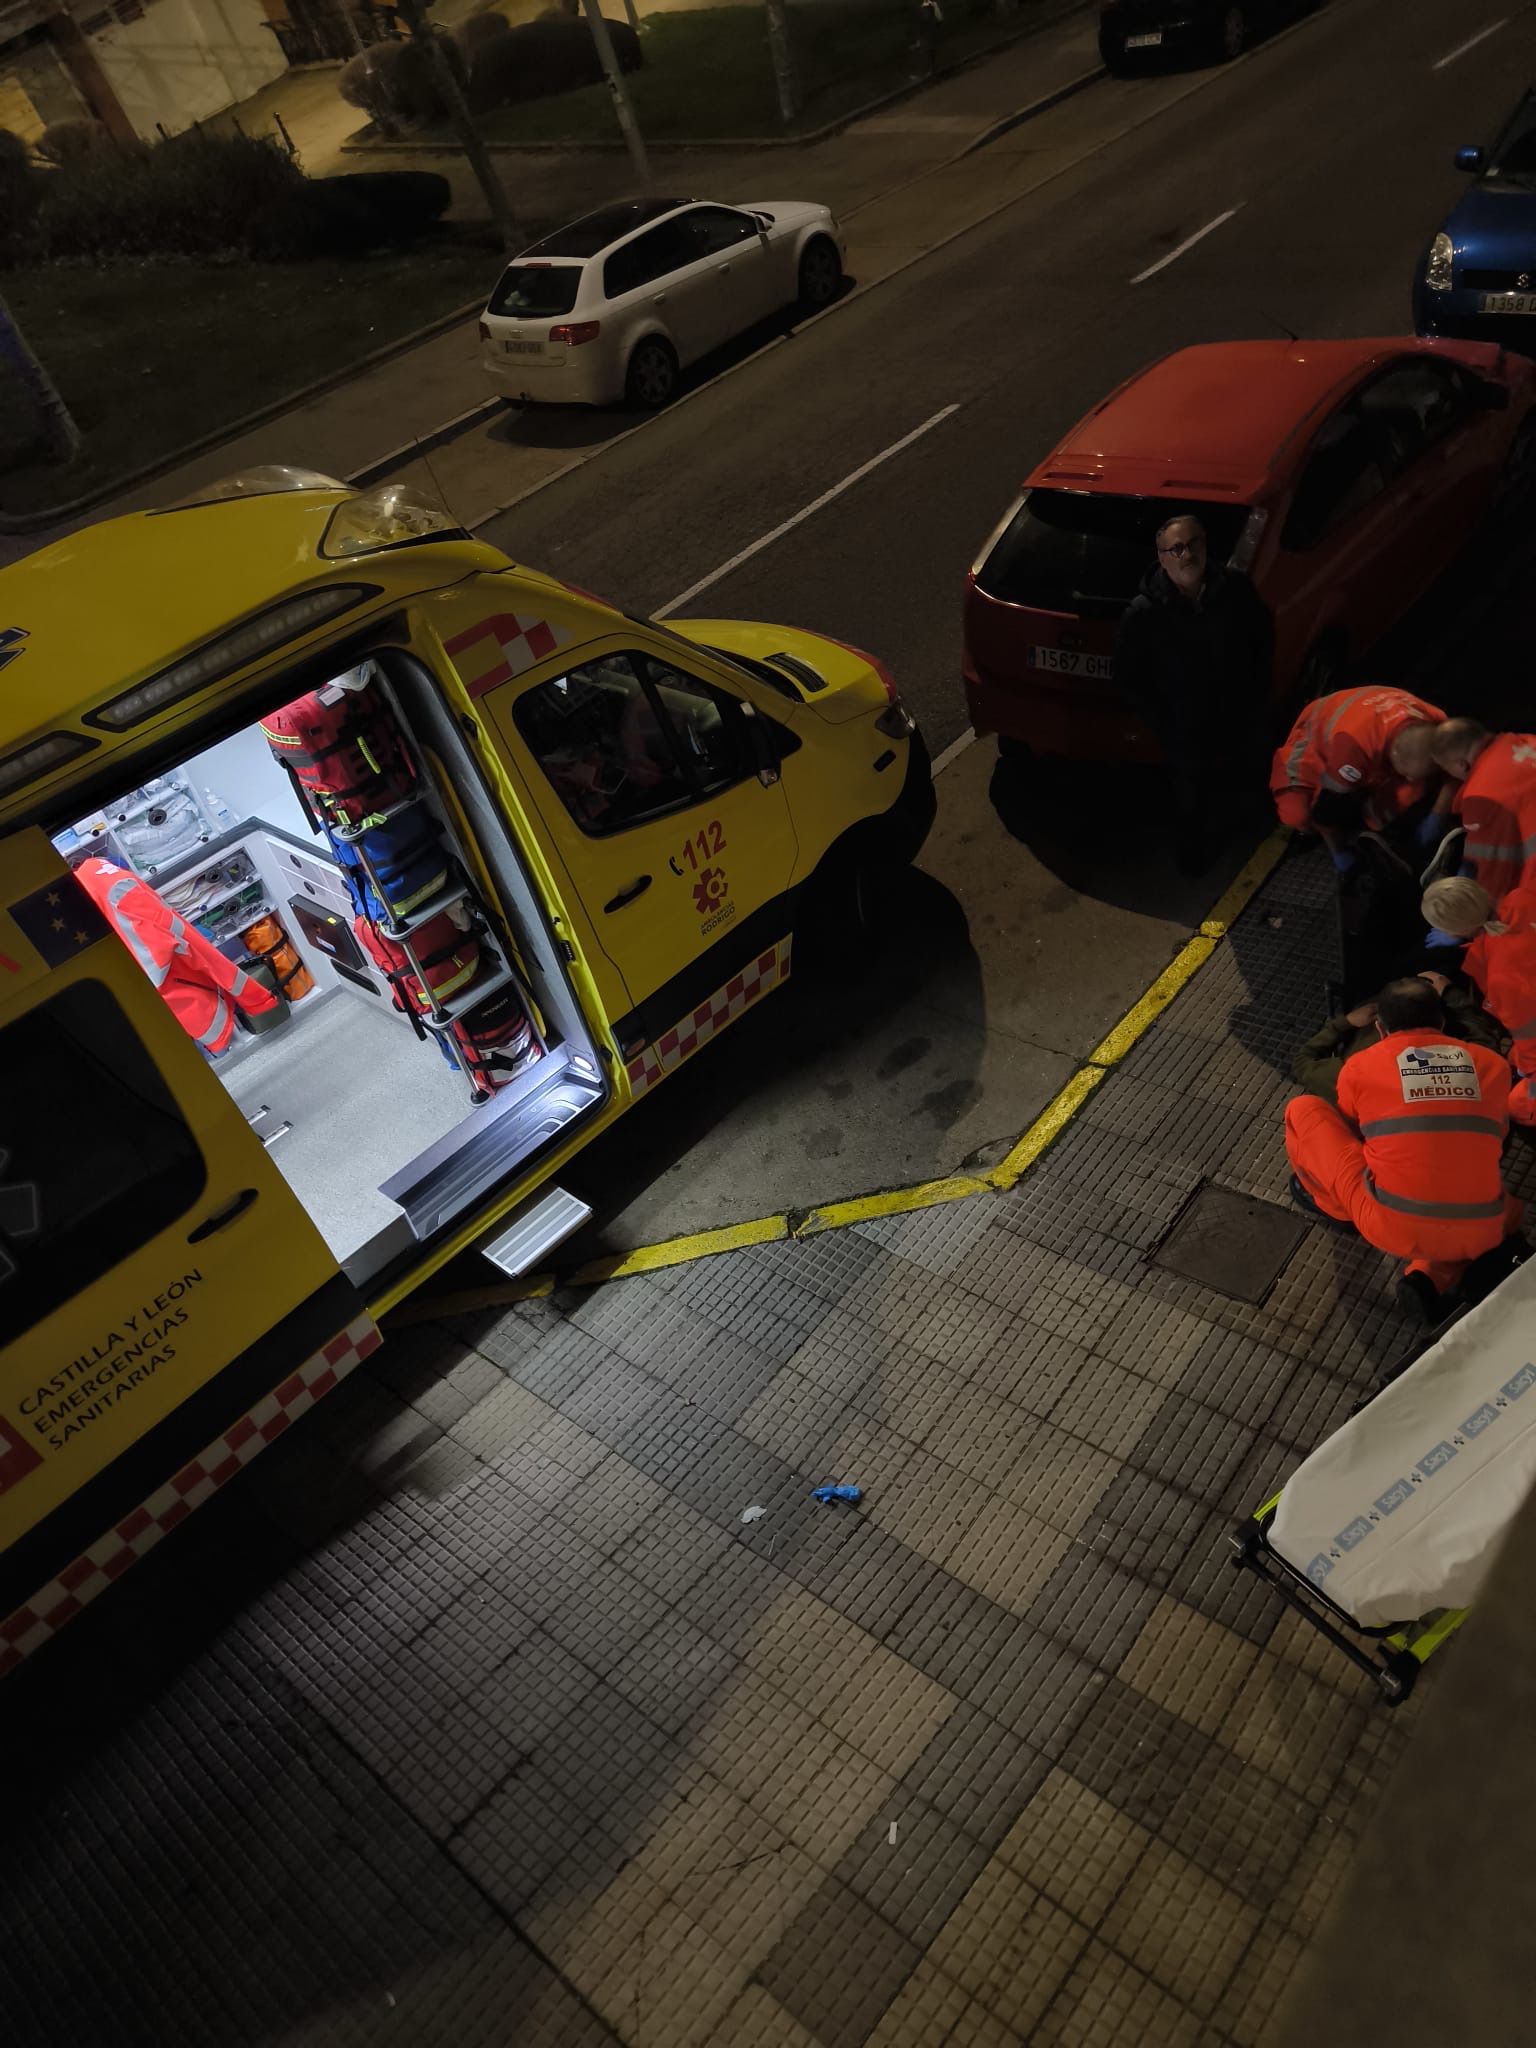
<box><xmin>603</xmin><ymin>875</ymin><xmax>652</xmax><ymax>913</ymax></box>
<box><xmin>187</xmin><ymin>1187</ymin><xmax>260</xmax><ymax>1243</ymax></box>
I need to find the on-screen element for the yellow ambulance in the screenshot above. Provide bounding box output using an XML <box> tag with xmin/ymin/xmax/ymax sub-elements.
<box><xmin>0</xmin><ymin>470</ymin><xmax>932</xmax><ymax>1672</ymax></box>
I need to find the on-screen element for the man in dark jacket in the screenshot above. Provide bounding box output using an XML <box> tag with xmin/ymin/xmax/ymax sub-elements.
<box><xmin>1114</xmin><ymin>512</ymin><xmax>1275</xmax><ymax>873</ymax></box>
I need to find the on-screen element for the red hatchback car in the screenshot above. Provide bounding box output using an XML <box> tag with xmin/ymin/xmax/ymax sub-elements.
<box><xmin>963</xmin><ymin>337</ymin><xmax>1536</xmax><ymax>761</ymax></box>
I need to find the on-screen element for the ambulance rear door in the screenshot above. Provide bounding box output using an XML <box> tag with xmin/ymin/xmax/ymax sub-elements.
<box><xmin>0</xmin><ymin>826</ymin><xmax>367</xmax><ymax>1657</ymax></box>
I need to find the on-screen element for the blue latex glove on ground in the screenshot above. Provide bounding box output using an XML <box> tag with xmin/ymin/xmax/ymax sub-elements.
<box><xmin>1330</xmin><ymin>847</ymin><xmax>1357</xmax><ymax>874</ymax></box>
<box><xmin>1416</xmin><ymin>812</ymin><xmax>1446</xmax><ymax>847</ymax></box>
<box><xmin>1425</xmin><ymin>927</ymin><xmax>1461</xmax><ymax>949</ymax></box>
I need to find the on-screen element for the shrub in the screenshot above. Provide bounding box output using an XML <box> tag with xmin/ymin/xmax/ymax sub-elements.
<box><xmin>36</xmin><ymin>118</ymin><xmax>112</xmax><ymax>165</ymax></box>
<box><xmin>319</xmin><ymin>170</ymin><xmax>452</xmax><ymax>237</ymax></box>
<box><xmin>338</xmin><ymin>32</ymin><xmax>466</xmax><ymax>128</ymax></box>
<box><xmin>36</xmin><ymin>130</ymin><xmax>304</xmax><ymax>262</ymax></box>
<box><xmin>452</xmin><ymin>7</ymin><xmax>511</xmax><ymax>57</ymax></box>
<box><xmin>464</xmin><ymin>15</ymin><xmax>641</xmax><ymax>111</ymax></box>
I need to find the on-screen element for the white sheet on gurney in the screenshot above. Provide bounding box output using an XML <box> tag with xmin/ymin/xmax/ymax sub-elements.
<box><xmin>1270</xmin><ymin>1257</ymin><xmax>1536</xmax><ymax>1627</ymax></box>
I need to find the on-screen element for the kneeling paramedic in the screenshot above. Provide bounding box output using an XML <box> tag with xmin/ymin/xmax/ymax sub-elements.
<box><xmin>76</xmin><ymin>854</ymin><xmax>278</xmax><ymax>1056</ymax></box>
<box><xmin>1423</xmin><ymin>875</ymin><xmax>1536</xmax><ymax>1129</ymax></box>
<box><xmin>1284</xmin><ymin>975</ymin><xmax>1524</xmax><ymax>1319</ymax></box>
<box><xmin>1270</xmin><ymin>686</ymin><xmax>1449</xmax><ymax>873</ymax></box>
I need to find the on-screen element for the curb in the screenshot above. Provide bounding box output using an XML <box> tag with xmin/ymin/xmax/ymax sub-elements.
<box><xmin>387</xmin><ymin>830</ymin><xmax>1290</xmax><ymax>1323</ymax></box>
<box><xmin>960</xmin><ymin>59</ymin><xmax>1104</xmax><ymax>153</ymax></box>
<box><xmin>0</xmin><ymin>292</ymin><xmax>492</xmax><ymax>538</ymax></box>
<box><xmin>351</xmin><ymin>395</ymin><xmax>503</xmax><ymax>488</ymax></box>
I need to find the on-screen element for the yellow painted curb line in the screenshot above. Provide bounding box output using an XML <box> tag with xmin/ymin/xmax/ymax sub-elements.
<box><xmin>796</xmin><ymin>1172</ymin><xmax>993</xmax><ymax>1237</ymax></box>
<box><xmin>394</xmin><ymin>828</ymin><xmax>1292</xmax><ymax>1324</ymax></box>
<box><xmin>568</xmin><ymin>1212</ymin><xmax>790</xmax><ymax>1284</ymax></box>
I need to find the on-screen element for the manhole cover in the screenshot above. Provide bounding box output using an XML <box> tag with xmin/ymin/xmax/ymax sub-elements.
<box><xmin>1152</xmin><ymin>1183</ymin><xmax>1309</xmax><ymax>1304</ymax></box>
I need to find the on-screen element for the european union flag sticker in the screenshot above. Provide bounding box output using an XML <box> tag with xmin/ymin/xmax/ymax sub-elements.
<box><xmin>8</xmin><ymin>875</ymin><xmax>109</xmax><ymax>969</ymax></box>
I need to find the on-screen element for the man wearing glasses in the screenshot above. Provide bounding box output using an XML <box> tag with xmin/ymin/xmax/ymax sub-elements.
<box><xmin>1115</xmin><ymin>512</ymin><xmax>1274</xmax><ymax>875</ymax></box>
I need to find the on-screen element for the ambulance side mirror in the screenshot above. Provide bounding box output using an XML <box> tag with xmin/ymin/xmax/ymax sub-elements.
<box><xmin>738</xmin><ymin>699</ymin><xmax>781</xmax><ymax>786</ymax></box>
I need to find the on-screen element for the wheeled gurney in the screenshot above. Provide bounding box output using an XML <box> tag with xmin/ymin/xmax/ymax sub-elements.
<box><xmin>1231</xmin><ymin>1251</ymin><xmax>1536</xmax><ymax>1701</ymax></box>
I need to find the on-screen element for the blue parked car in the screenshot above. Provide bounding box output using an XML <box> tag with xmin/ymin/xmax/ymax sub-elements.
<box><xmin>1415</xmin><ymin>89</ymin><xmax>1536</xmax><ymax>354</ymax></box>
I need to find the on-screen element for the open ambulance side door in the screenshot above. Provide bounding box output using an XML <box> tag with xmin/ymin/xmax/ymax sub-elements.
<box><xmin>0</xmin><ymin>827</ymin><xmax>375</xmax><ymax>1673</ymax></box>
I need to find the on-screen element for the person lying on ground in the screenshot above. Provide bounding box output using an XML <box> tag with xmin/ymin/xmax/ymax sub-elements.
<box><xmin>1291</xmin><ymin>969</ymin><xmax>1505</xmax><ymax>1106</ymax></box>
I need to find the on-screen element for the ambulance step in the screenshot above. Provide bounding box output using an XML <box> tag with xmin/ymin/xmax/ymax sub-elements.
<box><xmin>377</xmin><ymin>1046</ymin><xmax>604</xmax><ymax>1241</ymax></box>
<box><xmin>479</xmin><ymin>1187</ymin><xmax>592</xmax><ymax>1277</ymax></box>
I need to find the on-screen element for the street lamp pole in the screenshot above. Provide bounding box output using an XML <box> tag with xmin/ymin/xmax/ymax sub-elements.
<box><xmin>396</xmin><ymin>0</ymin><xmax>519</xmax><ymax>253</ymax></box>
<box><xmin>0</xmin><ymin>294</ymin><xmax>79</xmax><ymax>466</ymax></box>
<box><xmin>579</xmin><ymin>0</ymin><xmax>651</xmax><ymax>194</ymax></box>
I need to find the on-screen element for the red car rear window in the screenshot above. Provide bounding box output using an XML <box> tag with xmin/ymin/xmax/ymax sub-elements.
<box><xmin>975</xmin><ymin>489</ymin><xmax>1250</xmax><ymax>615</ymax></box>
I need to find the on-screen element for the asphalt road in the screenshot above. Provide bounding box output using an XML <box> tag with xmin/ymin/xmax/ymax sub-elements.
<box><xmin>445</xmin><ymin>0</ymin><xmax>1536</xmax><ymax>1258</ymax></box>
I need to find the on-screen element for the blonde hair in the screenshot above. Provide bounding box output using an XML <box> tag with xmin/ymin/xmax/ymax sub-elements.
<box><xmin>1423</xmin><ymin>875</ymin><xmax>1506</xmax><ymax>938</ymax></box>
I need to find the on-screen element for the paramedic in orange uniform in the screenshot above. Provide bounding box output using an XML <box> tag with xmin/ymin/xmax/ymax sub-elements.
<box><xmin>1285</xmin><ymin>975</ymin><xmax>1523</xmax><ymax>1319</ymax></box>
<box><xmin>76</xmin><ymin>856</ymin><xmax>277</xmax><ymax>1056</ymax></box>
<box><xmin>1270</xmin><ymin>687</ymin><xmax>1449</xmax><ymax>870</ymax></box>
<box><xmin>1431</xmin><ymin>719</ymin><xmax>1536</xmax><ymax>901</ymax></box>
<box><xmin>1423</xmin><ymin>875</ymin><xmax>1536</xmax><ymax>1129</ymax></box>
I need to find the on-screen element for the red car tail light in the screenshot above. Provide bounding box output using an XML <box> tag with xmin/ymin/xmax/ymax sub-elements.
<box><xmin>550</xmin><ymin>321</ymin><xmax>601</xmax><ymax>347</ymax></box>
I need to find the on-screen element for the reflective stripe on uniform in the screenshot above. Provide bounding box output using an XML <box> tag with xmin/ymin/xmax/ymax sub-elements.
<box><xmin>106</xmin><ymin>876</ymin><xmax>171</xmax><ymax>986</ymax></box>
<box><xmin>1466</xmin><ymin>831</ymin><xmax>1536</xmax><ymax>865</ymax></box>
<box><xmin>1322</xmin><ymin>691</ymin><xmax>1366</xmax><ymax>745</ymax></box>
<box><xmin>1280</xmin><ymin>716</ymin><xmax>1315</xmax><ymax>791</ymax></box>
<box><xmin>195</xmin><ymin>991</ymin><xmax>231</xmax><ymax>1049</ymax></box>
<box><xmin>1362</xmin><ymin>1170</ymin><xmax>1508</xmax><ymax>1220</ymax></box>
<box><xmin>1359</xmin><ymin>1114</ymin><xmax>1506</xmax><ymax>1139</ymax></box>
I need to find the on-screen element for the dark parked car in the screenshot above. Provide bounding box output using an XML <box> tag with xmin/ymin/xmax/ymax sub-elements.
<box><xmin>1415</xmin><ymin>88</ymin><xmax>1536</xmax><ymax>356</ymax></box>
<box><xmin>1097</xmin><ymin>0</ymin><xmax>1309</xmax><ymax>73</ymax></box>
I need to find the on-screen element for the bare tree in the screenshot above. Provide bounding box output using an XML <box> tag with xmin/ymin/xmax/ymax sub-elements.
<box><xmin>0</xmin><ymin>294</ymin><xmax>80</xmax><ymax>465</ymax></box>
<box><xmin>395</xmin><ymin>0</ymin><xmax>519</xmax><ymax>252</ymax></box>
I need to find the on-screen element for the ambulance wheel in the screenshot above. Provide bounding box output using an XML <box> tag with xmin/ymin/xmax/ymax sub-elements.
<box><xmin>799</xmin><ymin>829</ymin><xmax>897</xmax><ymax>975</ymax></box>
<box><xmin>625</xmin><ymin>337</ymin><xmax>678</xmax><ymax>410</ymax></box>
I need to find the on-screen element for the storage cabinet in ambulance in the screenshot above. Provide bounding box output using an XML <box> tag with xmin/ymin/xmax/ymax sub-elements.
<box><xmin>0</xmin><ymin>473</ymin><xmax>933</xmax><ymax>1670</ymax></box>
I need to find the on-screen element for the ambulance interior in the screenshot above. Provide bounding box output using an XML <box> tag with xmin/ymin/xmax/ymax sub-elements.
<box><xmin>52</xmin><ymin>654</ymin><xmax>605</xmax><ymax>1287</ymax></box>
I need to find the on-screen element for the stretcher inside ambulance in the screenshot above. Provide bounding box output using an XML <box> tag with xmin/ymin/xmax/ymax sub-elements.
<box><xmin>0</xmin><ymin>471</ymin><xmax>932</xmax><ymax>1670</ymax></box>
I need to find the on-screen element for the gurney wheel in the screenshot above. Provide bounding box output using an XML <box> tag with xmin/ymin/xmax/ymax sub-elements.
<box><xmin>1376</xmin><ymin>1652</ymin><xmax>1419</xmax><ymax>1705</ymax></box>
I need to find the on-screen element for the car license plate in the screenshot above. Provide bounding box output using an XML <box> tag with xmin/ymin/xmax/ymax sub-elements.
<box><xmin>502</xmin><ymin>339</ymin><xmax>543</xmax><ymax>355</ymax></box>
<box><xmin>1125</xmin><ymin>30</ymin><xmax>1162</xmax><ymax>46</ymax></box>
<box><xmin>1480</xmin><ymin>292</ymin><xmax>1536</xmax><ymax>315</ymax></box>
<box><xmin>1027</xmin><ymin>645</ymin><xmax>1114</xmax><ymax>680</ymax></box>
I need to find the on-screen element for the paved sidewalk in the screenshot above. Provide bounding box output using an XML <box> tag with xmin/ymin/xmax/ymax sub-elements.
<box><xmin>9</xmin><ymin>842</ymin><xmax>1527</xmax><ymax>2046</ymax></box>
<box><xmin>0</xmin><ymin>6</ymin><xmax>1103</xmax><ymax>561</ymax></box>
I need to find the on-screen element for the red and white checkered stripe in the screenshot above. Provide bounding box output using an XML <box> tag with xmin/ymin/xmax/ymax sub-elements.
<box><xmin>443</xmin><ymin>611</ymin><xmax>567</xmax><ymax>698</ymax></box>
<box><xmin>626</xmin><ymin>938</ymin><xmax>792</xmax><ymax>1097</ymax></box>
<box><xmin>0</xmin><ymin>1313</ymin><xmax>381</xmax><ymax>1677</ymax></box>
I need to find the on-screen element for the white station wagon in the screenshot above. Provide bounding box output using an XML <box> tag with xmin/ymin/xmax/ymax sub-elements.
<box><xmin>478</xmin><ymin>195</ymin><xmax>846</xmax><ymax>410</ymax></box>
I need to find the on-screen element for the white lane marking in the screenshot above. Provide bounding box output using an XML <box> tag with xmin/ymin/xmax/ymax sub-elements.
<box><xmin>930</xmin><ymin>726</ymin><xmax>977</xmax><ymax>778</ymax></box>
<box><xmin>1432</xmin><ymin>18</ymin><xmax>1507</xmax><ymax>68</ymax></box>
<box><xmin>655</xmin><ymin>404</ymin><xmax>962</xmax><ymax>617</ymax></box>
<box><xmin>1130</xmin><ymin>205</ymin><xmax>1242</xmax><ymax>285</ymax></box>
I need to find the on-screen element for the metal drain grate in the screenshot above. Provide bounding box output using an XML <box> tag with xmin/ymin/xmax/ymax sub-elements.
<box><xmin>1151</xmin><ymin>1182</ymin><xmax>1310</xmax><ymax>1303</ymax></box>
